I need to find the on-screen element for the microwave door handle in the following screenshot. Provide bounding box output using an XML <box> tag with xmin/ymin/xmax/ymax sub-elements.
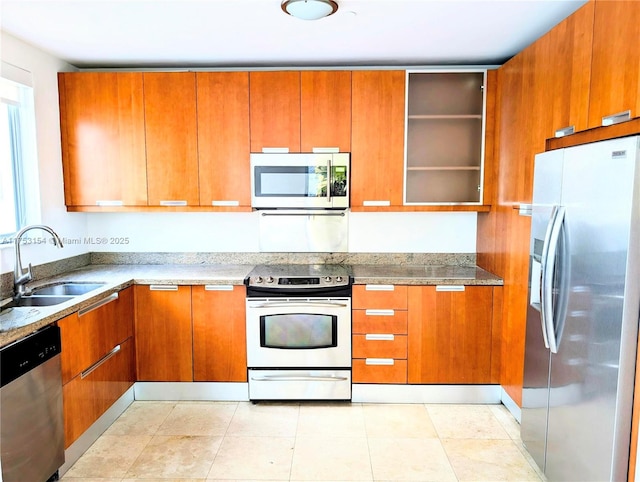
<box><xmin>327</xmin><ymin>158</ymin><xmax>332</xmax><ymax>204</ymax></box>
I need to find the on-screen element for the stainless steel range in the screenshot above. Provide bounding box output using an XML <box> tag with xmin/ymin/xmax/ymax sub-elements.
<box><xmin>245</xmin><ymin>264</ymin><xmax>352</xmax><ymax>401</ymax></box>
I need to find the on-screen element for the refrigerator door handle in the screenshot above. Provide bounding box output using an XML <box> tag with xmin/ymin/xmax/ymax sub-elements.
<box><xmin>539</xmin><ymin>205</ymin><xmax>559</xmax><ymax>350</ymax></box>
<box><xmin>543</xmin><ymin>206</ymin><xmax>566</xmax><ymax>354</ymax></box>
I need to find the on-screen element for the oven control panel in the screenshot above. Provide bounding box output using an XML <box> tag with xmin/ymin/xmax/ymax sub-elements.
<box><xmin>247</xmin><ymin>275</ymin><xmax>349</xmax><ymax>288</ymax></box>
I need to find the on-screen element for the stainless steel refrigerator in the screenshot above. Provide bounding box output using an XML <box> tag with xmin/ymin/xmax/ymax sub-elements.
<box><xmin>522</xmin><ymin>135</ymin><xmax>640</xmax><ymax>481</ymax></box>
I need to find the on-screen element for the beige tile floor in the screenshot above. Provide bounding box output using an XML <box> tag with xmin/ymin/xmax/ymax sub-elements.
<box><xmin>61</xmin><ymin>401</ymin><xmax>545</xmax><ymax>482</ymax></box>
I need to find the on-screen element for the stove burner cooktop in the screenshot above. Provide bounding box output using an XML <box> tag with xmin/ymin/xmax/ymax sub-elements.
<box><xmin>245</xmin><ymin>264</ymin><xmax>351</xmax><ymax>289</ymax></box>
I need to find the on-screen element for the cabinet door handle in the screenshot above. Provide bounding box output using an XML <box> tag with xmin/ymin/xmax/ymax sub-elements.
<box><xmin>261</xmin><ymin>147</ymin><xmax>289</xmax><ymax>153</ymax></box>
<box><xmin>211</xmin><ymin>200</ymin><xmax>239</xmax><ymax>207</ymax></box>
<box><xmin>149</xmin><ymin>285</ymin><xmax>178</xmax><ymax>291</ymax></box>
<box><xmin>365</xmin><ymin>309</ymin><xmax>395</xmax><ymax>316</ymax></box>
<box><xmin>96</xmin><ymin>200</ymin><xmax>123</xmax><ymax>207</ymax></box>
<box><xmin>159</xmin><ymin>200</ymin><xmax>187</xmax><ymax>206</ymax></box>
<box><xmin>602</xmin><ymin>110</ymin><xmax>631</xmax><ymax>127</ymax></box>
<box><xmin>365</xmin><ymin>334</ymin><xmax>395</xmax><ymax>341</ymax></box>
<box><xmin>365</xmin><ymin>358</ymin><xmax>395</xmax><ymax>366</ymax></box>
<box><xmin>204</xmin><ymin>285</ymin><xmax>234</xmax><ymax>291</ymax></box>
<box><xmin>312</xmin><ymin>147</ymin><xmax>339</xmax><ymax>153</ymax></box>
<box><xmin>363</xmin><ymin>200</ymin><xmax>391</xmax><ymax>207</ymax></box>
<box><xmin>435</xmin><ymin>285</ymin><xmax>465</xmax><ymax>292</ymax></box>
<box><xmin>81</xmin><ymin>344</ymin><xmax>121</xmax><ymax>379</ymax></box>
<box><xmin>78</xmin><ymin>293</ymin><xmax>118</xmax><ymax>317</ymax></box>
<box><xmin>554</xmin><ymin>125</ymin><xmax>575</xmax><ymax>138</ymax></box>
<box><xmin>365</xmin><ymin>285</ymin><xmax>395</xmax><ymax>291</ymax></box>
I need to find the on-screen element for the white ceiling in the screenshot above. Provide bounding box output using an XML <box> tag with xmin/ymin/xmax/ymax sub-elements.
<box><xmin>0</xmin><ymin>0</ymin><xmax>588</xmax><ymax>69</ymax></box>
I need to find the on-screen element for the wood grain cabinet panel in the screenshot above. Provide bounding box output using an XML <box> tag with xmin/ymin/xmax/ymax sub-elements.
<box><xmin>589</xmin><ymin>0</ymin><xmax>640</xmax><ymax>129</ymax></box>
<box><xmin>300</xmin><ymin>71</ymin><xmax>352</xmax><ymax>152</ymax></box>
<box><xmin>196</xmin><ymin>72</ymin><xmax>251</xmax><ymax>208</ymax></box>
<box><xmin>134</xmin><ymin>285</ymin><xmax>193</xmax><ymax>381</ymax></box>
<box><xmin>352</xmin><ymin>284</ymin><xmax>408</xmax><ymax>310</ymax></box>
<box><xmin>192</xmin><ymin>285</ymin><xmax>247</xmax><ymax>382</ymax></box>
<box><xmin>353</xmin><ymin>334</ymin><xmax>407</xmax><ymax>359</ymax></box>
<box><xmin>249</xmin><ymin>71</ymin><xmax>301</xmax><ymax>152</ymax></box>
<box><xmin>143</xmin><ymin>72</ymin><xmax>199</xmax><ymax>206</ymax></box>
<box><xmin>63</xmin><ymin>338</ymin><xmax>135</xmax><ymax>448</ymax></box>
<box><xmin>59</xmin><ymin>287</ymin><xmax>134</xmax><ymax>384</ymax></box>
<box><xmin>352</xmin><ymin>283</ymin><xmax>408</xmax><ymax>384</ymax></box>
<box><xmin>352</xmin><ymin>309</ymin><xmax>408</xmax><ymax>334</ymax></box>
<box><xmin>408</xmin><ymin>286</ymin><xmax>493</xmax><ymax>384</ymax></box>
<box><xmin>58</xmin><ymin>72</ymin><xmax>147</xmax><ymax>207</ymax></box>
<box><xmin>532</xmin><ymin>2</ymin><xmax>594</xmax><ymax>139</ymax></box>
<box><xmin>351</xmin><ymin>70</ymin><xmax>406</xmax><ymax>209</ymax></box>
<box><xmin>352</xmin><ymin>359</ymin><xmax>407</xmax><ymax>384</ymax></box>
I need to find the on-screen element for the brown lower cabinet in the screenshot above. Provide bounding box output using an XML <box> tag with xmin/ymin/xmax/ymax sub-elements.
<box><xmin>192</xmin><ymin>285</ymin><xmax>247</xmax><ymax>382</ymax></box>
<box><xmin>408</xmin><ymin>285</ymin><xmax>494</xmax><ymax>384</ymax></box>
<box><xmin>58</xmin><ymin>287</ymin><xmax>136</xmax><ymax>448</ymax></box>
<box><xmin>62</xmin><ymin>337</ymin><xmax>135</xmax><ymax>448</ymax></box>
<box><xmin>134</xmin><ymin>285</ymin><xmax>193</xmax><ymax>381</ymax></box>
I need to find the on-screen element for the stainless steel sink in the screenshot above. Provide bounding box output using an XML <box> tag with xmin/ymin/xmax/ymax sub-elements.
<box><xmin>31</xmin><ymin>282</ymin><xmax>106</xmax><ymax>296</ymax></box>
<box><xmin>6</xmin><ymin>296</ymin><xmax>75</xmax><ymax>307</ymax></box>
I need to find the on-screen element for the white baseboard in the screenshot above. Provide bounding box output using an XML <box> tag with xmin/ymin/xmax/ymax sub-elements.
<box><xmin>352</xmin><ymin>384</ymin><xmax>502</xmax><ymax>404</ymax></box>
<box><xmin>134</xmin><ymin>382</ymin><xmax>249</xmax><ymax>401</ymax></box>
<box><xmin>500</xmin><ymin>387</ymin><xmax>521</xmax><ymax>422</ymax></box>
<box><xmin>59</xmin><ymin>386</ymin><xmax>134</xmax><ymax>477</ymax></box>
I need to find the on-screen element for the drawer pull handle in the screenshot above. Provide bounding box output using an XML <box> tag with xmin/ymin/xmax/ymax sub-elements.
<box><xmin>149</xmin><ymin>285</ymin><xmax>179</xmax><ymax>291</ymax></box>
<box><xmin>365</xmin><ymin>334</ymin><xmax>395</xmax><ymax>341</ymax></box>
<box><xmin>211</xmin><ymin>200</ymin><xmax>239</xmax><ymax>206</ymax></box>
<box><xmin>159</xmin><ymin>200</ymin><xmax>187</xmax><ymax>206</ymax></box>
<box><xmin>312</xmin><ymin>147</ymin><xmax>339</xmax><ymax>153</ymax></box>
<box><xmin>262</xmin><ymin>147</ymin><xmax>289</xmax><ymax>153</ymax></box>
<box><xmin>602</xmin><ymin>110</ymin><xmax>631</xmax><ymax>127</ymax></box>
<box><xmin>96</xmin><ymin>200</ymin><xmax>123</xmax><ymax>207</ymax></box>
<box><xmin>365</xmin><ymin>309</ymin><xmax>395</xmax><ymax>316</ymax></box>
<box><xmin>365</xmin><ymin>285</ymin><xmax>395</xmax><ymax>291</ymax></box>
<box><xmin>81</xmin><ymin>344</ymin><xmax>121</xmax><ymax>379</ymax></box>
<box><xmin>251</xmin><ymin>374</ymin><xmax>348</xmax><ymax>382</ymax></box>
<box><xmin>204</xmin><ymin>285</ymin><xmax>234</xmax><ymax>291</ymax></box>
<box><xmin>363</xmin><ymin>200</ymin><xmax>391</xmax><ymax>207</ymax></box>
<box><xmin>78</xmin><ymin>293</ymin><xmax>118</xmax><ymax>316</ymax></box>
<box><xmin>365</xmin><ymin>358</ymin><xmax>395</xmax><ymax>366</ymax></box>
<box><xmin>554</xmin><ymin>126</ymin><xmax>575</xmax><ymax>138</ymax></box>
<box><xmin>435</xmin><ymin>285</ymin><xmax>465</xmax><ymax>292</ymax></box>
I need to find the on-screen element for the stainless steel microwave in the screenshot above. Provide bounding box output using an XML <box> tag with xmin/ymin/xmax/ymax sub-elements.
<box><xmin>250</xmin><ymin>153</ymin><xmax>349</xmax><ymax>209</ymax></box>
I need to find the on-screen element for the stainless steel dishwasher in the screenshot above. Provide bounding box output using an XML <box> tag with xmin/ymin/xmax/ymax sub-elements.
<box><xmin>1</xmin><ymin>325</ymin><xmax>64</xmax><ymax>482</ymax></box>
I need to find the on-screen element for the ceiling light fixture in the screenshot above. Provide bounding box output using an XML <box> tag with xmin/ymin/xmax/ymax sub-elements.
<box><xmin>281</xmin><ymin>0</ymin><xmax>338</xmax><ymax>20</ymax></box>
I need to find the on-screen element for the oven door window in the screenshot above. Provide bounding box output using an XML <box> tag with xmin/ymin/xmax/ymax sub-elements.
<box><xmin>255</xmin><ymin>166</ymin><xmax>328</xmax><ymax>198</ymax></box>
<box><xmin>260</xmin><ymin>313</ymin><xmax>338</xmax><ymax>349</ymax></box>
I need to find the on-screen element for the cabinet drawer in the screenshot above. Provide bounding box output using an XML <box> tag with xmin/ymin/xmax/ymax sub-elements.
<box><xmin>352</xmin><ymin>334</ymin><xmax>407</xmax><ymax>359</ymax></box>
<box><xmin>59</xmin><ymin>287</ymin><xmax>134</xmax><ymax>384</ymax></box>
<box><xmin>353</xmin><ymin>285</ymin><xmax>407</xmax><ymax>310</ymax></box>
<box><xmin>63</xmin><ymin>337</ymin><xmax>135</xmax><ymax>448</ymax></box>
<box><xmin>352</xmin><ymin>309</ymin><xmax>407</xmax><ymax>334</ymax></box>
<box><xmin>352</xmin><ymin>359</ymin><xmax>407</xmax><ymax>384</ymax></box>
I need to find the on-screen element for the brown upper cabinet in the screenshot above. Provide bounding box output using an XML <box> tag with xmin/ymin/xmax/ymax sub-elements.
<box><xmin>351</xmin><ymin>70</ymin><xmax>406</xmax><ymax>209</ymax></box>
<box><xmin>531</xmin><ymin>1</ymin><xmax>594</xmax><ymax>141</ymax></box>
<box><xmin>196</xmin><ymin>72</ymin><xmax>251</xmax><ymax>208</ymax></box>
<box><xmin>249</xmin><ymin>70</ymin><xmax>352</xmax><ymax>153</ymax></box>
<box><xmin>249</xmin><ymin>71</ymin><xmax>301</xmax><ymax>152</ymax></box>
<box><xmin>58</xmin><ymin>72</ymin><xmax>148</xmax><ymax>207</ymax></box>
<box><xmin>588</xmin><ymin>0</ymin><xmax>640</xmax><ymax>129</ymax></box>
<box><xmin>300</xmin><ymin>70</ymin><xmax>352</xmax><ymax>152</ymax></box>
<box><xmin>143</xmin><ymin>72</ymin><xmax>199</xmax><ymax>206</ymax></box>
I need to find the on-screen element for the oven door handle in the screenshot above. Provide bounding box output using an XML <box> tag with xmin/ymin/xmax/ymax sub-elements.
<box><xmin>250</xmin><ymin>374</ymin><xmax>349</xmax><ymax>382</ymax></box>
<box><xmin>249</xmin><ymin>302</ymin><xmax>349</xmax><ymax>308</ymax></box>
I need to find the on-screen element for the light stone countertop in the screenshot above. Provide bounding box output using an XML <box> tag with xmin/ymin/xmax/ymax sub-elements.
<box><xmin>0</xmin><ymin>262</ymin><xmax>501</xmax><ymax>347</ymax></box>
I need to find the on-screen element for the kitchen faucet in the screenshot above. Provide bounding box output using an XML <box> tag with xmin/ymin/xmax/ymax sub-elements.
<box><xmin>14</xmin><ymin>224</ymin><xmax>64</xmax><ymax>297</ymax></box>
